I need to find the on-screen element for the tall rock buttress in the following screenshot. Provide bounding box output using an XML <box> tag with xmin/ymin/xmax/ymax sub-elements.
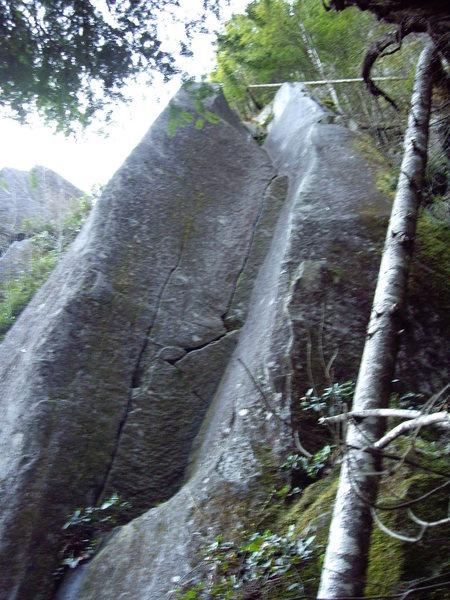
<box><xmin>56</xmin><ymin>84</ymin><xmax>394</xmax><ymax>599</ymax></box>
<box><xmin>0</xmin><ymin>86</ymin><xmax>279</xmax><ymax>599</ymax></box>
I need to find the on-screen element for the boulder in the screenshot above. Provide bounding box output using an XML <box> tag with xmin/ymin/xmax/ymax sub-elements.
<box><xmin>58</xmin><ymin>83</ymin><xmax>398</xmax><ymax>599</ymax></box>
<box><xmin>1</xmin><ymin>83</ymin><xmax>448</xmax><ymax>600</ymax></box>
<box><xmin>0</xmin><ymin>238</ymin><xmax>34</xmax><ymax>281</ymax></box>
<box><xmin>0</xmin><ymin>167</ymin><xmax>85</xmax><ymax>290</ymax></box>
<box><xmin>0</xmin><ymin>87</ymin><xmax>277</xmax><ymax>599</ymax></box>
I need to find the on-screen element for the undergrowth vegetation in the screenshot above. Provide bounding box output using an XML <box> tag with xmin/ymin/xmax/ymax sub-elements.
<box><xmin>56</xmin><ymin>493</ymin><xmax>131</xmax><ymax>577</ymax></box>
<box><xmin>170</xmin><ymin>378</ymin><xmax>449</xmax><ymax>598</ymax></box>
<box><xmin>173</xmin><ymin>527</ymin><xmax>319</xmax><ymax>599</ymax></box>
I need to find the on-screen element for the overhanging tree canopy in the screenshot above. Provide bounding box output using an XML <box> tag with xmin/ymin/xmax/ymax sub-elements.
<box><xmin>325</xmin><ymin>0</ymin><xmax>450</xmax><ymax>103</ymax></box>
<box><xmin>0</xmin><ymin>0</ymin><xmax>222</xmax><ymax>132</ymax></box>
<box><xmin>325</xmin><ymin>0</ymin><xmax>450</xmax><ymax>57</ymax></box>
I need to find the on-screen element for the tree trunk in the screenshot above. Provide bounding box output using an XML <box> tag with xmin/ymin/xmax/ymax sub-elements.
<box><xmin>317</xmin><ymin>41</ymin><xmax>435</xmax><ymax>599</ymax></box>
<box><xmin>297</xmin><ymin>18</ymin><xmax>343</xmax><ymax>114</ymax></box>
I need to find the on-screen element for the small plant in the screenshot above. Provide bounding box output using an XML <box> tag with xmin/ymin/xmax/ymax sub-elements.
<box><xmin>168</xmin><ymin>79</ymin><xmax>221</xmax><ymax>136</ymax></box>
<box><xmin>282</xmin><ymin>445</ymin><xmax>333</xmax><ymax>480</ymax></box>
<box><xmin>58</xmin><ymin>493</ymin><xmax>131</xmax><ymax>572</ymax></box>
<box><xmin>300</xmin><ymin>381</ymin><xmax>355</xmax><ymax>417</ymax></box>
<box><xmin>174</xmin><ymin>526</ymin><xmax>318</xmax><ymax>599</ymax></box>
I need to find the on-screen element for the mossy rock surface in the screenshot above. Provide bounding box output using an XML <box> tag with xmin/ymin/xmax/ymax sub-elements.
<box><xmin>366</xmin><ymin>468</ymin><xmax>450</xmax><ymax>598</ymax></box>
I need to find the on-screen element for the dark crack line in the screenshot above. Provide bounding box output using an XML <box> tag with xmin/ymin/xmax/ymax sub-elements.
<box><xmin>165</xmin><ymin>329</ymin><xmax>237</xmax><ymax>365</ymax></box>
<box><xmin>94</xmin><ymin>239</ymin><xmax>186</xmax><ymax>506</ymax></box>
<box><xmin>222</xmin><ymin>174</ymin><xmax>279</xmax><ymax>321</ymax></box>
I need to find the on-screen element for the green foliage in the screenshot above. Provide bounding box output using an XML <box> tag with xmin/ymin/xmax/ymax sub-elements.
<box><xmin>0</xmin><ymin>0</ymin><xmax>226</xmax><ymax>131</ymax></box>
<box><xmin>0</xmin><ymin>250</ymin><xmax>58</xmax><ymax>339</ymax></box>
<box><xmin>410</xmin><ymin>207</ymin><xmax>450</xmax><ymax>316</ymax></box>
<box><xmin>0</xmin><ymin>194</ymin><xmax>92</xmax><ymax>340</ymax></box>
<box><xmin>175</xmin><ymin>526</ymin><xmax>318</xmax><ymax>599</ymax></box>
<box><xmin>211</xmin><ymin>0</ymin><xmax>421</xmax><ymax>133</ymax></box>
<box><xmin>58</xmin><ymin>493</ymin><xmax>131</xmax><ymax>572</ymax></box>
<box><xmin>211</xmin><ymin>0</ymin><xmax>379</xmax><ymax>115</ymax></box>
<box><xmin>300</xmin><ymin>380</ymin><xmax>355</xmax><ymax>416</ymax></box>
<box><xmin>0</xmin><ymin>172</ymin><xmax>8</xmax><ymax>191</ymax></box>
<box><xmin>28</xmin><ymin>167</ymin><xmax>39</xmax><ymax>191</ymax></box>
<box><xmin>283</xmin><ymin>445</ymin><xmax>333</xmax><ymax>480</ymax></box>
<box><xmin>365</xmin><ymin>438</ymin><xmax>450</xmax><ymax>598</ymax></box>
<box><xmin>390</xmin><ymin>384</ymin><xmax>426</xmax><ymax>410</ymax></box>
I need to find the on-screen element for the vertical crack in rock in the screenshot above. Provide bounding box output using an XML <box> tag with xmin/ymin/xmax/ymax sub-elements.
<box><xmin>223</xmin><ymin>174</ymin><xmax>280</xmax><ymax>326</ymax></box>
<box><xmin>94</xmin><ymin>241</ymin><xmax>186</xmax><ymax>505</ymax></box>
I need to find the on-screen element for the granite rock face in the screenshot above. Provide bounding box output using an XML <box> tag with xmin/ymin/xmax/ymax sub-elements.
<box><xmin>1</xmin><ymin>84</ymin><xmax>448</xmax><ymax>600</ymax></box>
<box><xmin>56</xmin><ymin>84</ymin><xmax>402</xmax><ymax>599</ymax></box>
<box><xmin>0</xmin><ymin>88</ymin><xmax>277</xmax><ymax>599</ymax></box>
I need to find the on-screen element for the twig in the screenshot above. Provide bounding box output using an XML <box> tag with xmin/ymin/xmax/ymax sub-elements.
<box><xmin>371</xmin><ymin>506</ymin><xmax>450</xmax><ymax>543</ymax></box>
<box><xmin>306</xmin><ymin>329</ymin><xmax>318</xmax><ymax>396</ymax></box>
<box><xmin>294</xmin><ymin>430</ymin><xmax>313</xmax><ymax>458</ymax></box>
<box><xmin>371</xmin><ymin>507</ymin><xmax>427</xmax><ymax>543</ymax></box>
<box><xmin>407</xmin><ymin>508</ymin><xmax>450</xmax><ymax>529</ymax></box>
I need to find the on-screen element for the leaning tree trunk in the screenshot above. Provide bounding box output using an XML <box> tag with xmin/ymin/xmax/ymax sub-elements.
<box><xmin>317</xmin><ymin>41</ymin><xmax>435</xmax><ymax>599</ymax></box>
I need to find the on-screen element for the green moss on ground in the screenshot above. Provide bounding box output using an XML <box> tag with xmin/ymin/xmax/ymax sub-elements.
<box><xmin>409</xmin><ymin>208</ymin><xmax>450</xmax><ymax>327</ymax></box>
<box><xmin>366</xmin><ymin>469</ymin><xmax>450</xmax><ymax>598</ymax></box>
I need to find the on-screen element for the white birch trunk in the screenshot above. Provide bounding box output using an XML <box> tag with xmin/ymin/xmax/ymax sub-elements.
<box><xmin>298</xmin><ymin>19</ymin><xmax>343</xmax><ymax>114</ymax></box>
<box><xmin>317</xmin><ymin>41</ymin><xmax>435</xmax><ymax>599</ymax></box>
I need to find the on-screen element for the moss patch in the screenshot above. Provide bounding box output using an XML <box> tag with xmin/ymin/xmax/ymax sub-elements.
<box><xmin>366</xmin><ymin>451</ymin><xmax>450</xmax><ymax>598</ymax></box>
<box><xmin>409</xmin><ymin>208</ymin><xmax>450</xmax><ymax>328</ymax></box>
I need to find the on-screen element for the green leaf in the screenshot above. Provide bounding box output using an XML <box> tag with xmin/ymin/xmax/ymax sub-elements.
<box><xmin>195</xmin><ymin>118</ymin><xmax>204</xmax><ymax>130</ymax></box>
<box><xmin>100</xmin><ymin>492</ymin><xmax>119</xmax><ymax>510</ymax></box>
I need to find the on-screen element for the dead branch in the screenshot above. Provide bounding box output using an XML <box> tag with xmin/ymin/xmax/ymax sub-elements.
<box><xmin>374</xmin><ymin>412</ymin><xmax>450</xmax><ymax>449</ymax></box>
<box><xmin>371</xmin><ymin>506</ymin><xmax>450</xmax><ymax>543</ymax></box>
<box><xmin>294</xmin><ymin>430</ymin><xmax>313</xmax><ymax>458</ymax></box>
<box><xmin>345</xmin><ymin>444</ymin><xmax>450</xmax><ymax>479</ymax></box>
<box><xmin>237</xmin><ymin>358</ymin><xmax>291</xmax><ymax>425</ymax></box>
<box><xmin>320</xmin><ymin>409</ymin><xmax>423</xmax><ymax>424</ymax></box>
<box><xmin>407</xmin><ymin>508</ymin><xmax>450</xmax><ymax>529</ymax></box>
<box><xmin>362</xmin><ymin>26</ymin><xmax>411</xmax><ymax>110</ymax></box>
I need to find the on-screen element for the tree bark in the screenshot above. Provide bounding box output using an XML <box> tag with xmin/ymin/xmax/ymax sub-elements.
<box><xmin>317</xmin><ymin>41</ymin><xmax>435</xmax><ymax>599</ymax></box>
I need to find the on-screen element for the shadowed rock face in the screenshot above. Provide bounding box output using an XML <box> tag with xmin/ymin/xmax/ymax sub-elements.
<box><xmin>0</xmin><ymin>87</ymin><xmax>277</xmax><ymax>599</ymax></box>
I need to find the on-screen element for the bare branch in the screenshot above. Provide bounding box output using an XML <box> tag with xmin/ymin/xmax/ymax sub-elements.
<box><xmin>371</xmin><ymin>505</ymin><xmax>450</xmax><ymax>543</ymax></box>
<box><xmin>371</xmin><ymin>507</ymin><xmax>427</xmax><ymax>542</ymax></box>
<box><xmin>320</xmin><ymin>409</ymin><xmax>423</xmax><ymax>424</ymax></box>
<box><xmin>407</xmin><ymin>508</ymin><xmax>450</xmax><ymax>528</ymax></box>
<box><xmin>237</xmin><ymin>358</ymin><xmax>291</xmax><ymax>425</ymax></box>
<box><xmin>362</xmin><ymin>25</ymin><xmax>411</xmax><ymax>110</ymax></box>
<box><xmin>374</xmin><ymin>412</ymin><xmax>450</xmax><ymax>449</ymax></box>
<box><xmin>374</xmin><ymin>479</ymin><xmax>450</xmax><ymax>511</ymax></box>
<box><xmin>294</xmin><ymin>430</ymin><xmax>313</xmax><ymax>458</ymax></box>
<box><xmin>325</xmin><ymin>349</ymin><xmax>338</xmax><ymax>383</ymax></box>
<box><xmin>346</xmin><ymin>444</ymin><xmax>450</xmax><ymax>479</ymax></box>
